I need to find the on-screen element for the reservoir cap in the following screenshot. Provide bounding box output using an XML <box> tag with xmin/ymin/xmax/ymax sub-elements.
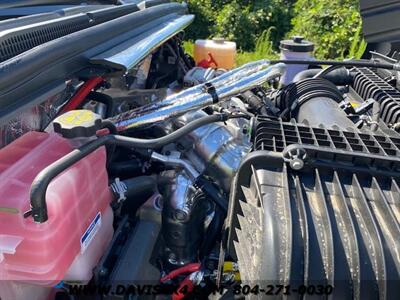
<box><xmin>280</xmin><ymin>36</ymin><xmax>314</xmax><ymax>52</ymax></box>
<box><xmin>53</xmin><ymin>110</ymin><xmax>102</xmax><ymax>139</ymax></box>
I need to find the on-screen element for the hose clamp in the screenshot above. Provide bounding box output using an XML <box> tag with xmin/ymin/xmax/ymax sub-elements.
<box><xmin>110</xmin><ymin>178</ymin><xmax>127</xmax><ymax>203</ymax></box>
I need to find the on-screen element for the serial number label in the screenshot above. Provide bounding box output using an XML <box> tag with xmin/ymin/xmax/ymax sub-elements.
<box><xmin>230</xmin><ymin>285</ymin><xmax>334</xmax><ymax>296</ymax></box>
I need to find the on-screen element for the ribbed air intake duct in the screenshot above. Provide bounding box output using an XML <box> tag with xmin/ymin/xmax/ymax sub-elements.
<box><xmin>274</xmin><ymin>78</ymin><xmax>343</xmax><ymax>112</ymax></box>
<box><xmin>274</xmin><ymin>78</ymin><xmax>354</xmax><ymax>129</ymax></box>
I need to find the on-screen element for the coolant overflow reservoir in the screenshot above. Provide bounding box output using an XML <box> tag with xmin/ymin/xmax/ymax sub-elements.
<box><xmin>0</xmin><ymin>131</ymin><xmax>113</xmax><ymax>286</ymax></box>
<box><xmin>280</xmin><ymin>36</ymin><xmax>314</xmax><ymax>85</ymax></box>
<box><xmin>194</xmin><ymin>38</ymin><xmax>237</xmax><ymax>70</ymax></box>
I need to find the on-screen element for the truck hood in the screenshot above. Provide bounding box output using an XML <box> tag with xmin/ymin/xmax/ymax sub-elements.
<box><xmin>360</xmin><ymin>0</ymin><xmax>400</xmax><ymax>56</ymax></box>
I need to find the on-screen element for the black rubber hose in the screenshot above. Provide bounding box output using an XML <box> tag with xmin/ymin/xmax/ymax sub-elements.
<box><xmin>113</xmin><ymin>113</ymin><xmax>230</xmax><ymax>149</ymax></box>
<box><xmin>108</xmin><ymin>159</ymin><xmax>176</xmax><ymax>179</ymax></box>
<box><xmin>85</xmin><ymin>92</ymin><xmax>114</xmax><ymax>118</ymax></box>
<box><xmin>100</xmin><ymin>120</ymin><xmax>117</xmax><ymax>135</ymax></box>
<box><xmin>29</xmin><ymin>113</ymin><xmax>232</xmax><ymax>223</ymax></box>
<box><xmin>241</xmin><ymin>90</ymin><xmax>267</xmax><ymax>114</ymax></box>
<box><xmin>200</xmin><ymin>206</ymin><xmax>225</xmax><ymax>259</ymax></box>
<box><xmin>270</xmin><ymin>59</ymin><xmax>400</xmax><ymax>71</ymax></box>
<box><xmin>124</xmin><ymin>176</ymin><xmax>157</xmax><ymax>199</ymax></box>
<box><xmin>195</xmin><ymin>176</ymin><xmax>228</xmax><ymax>214</ymax></box>
<box><xmin>111</xmin><ymin>176</ymin><xmax>158</xmax><ymax>212</ymax></box>
<box><xmin>293</xmin><ymin>67</ymin><xmax>354</xmax><ymax>85</ymax></box>
<box><xmin>100</xmin><ymin>120</ymin><xmax>117</xmax><ymax>165</ymax></box>
<box><xmin>108</xmin><ymin>159</ymin><xmax>145</xmax><ymax>178</ymax></box>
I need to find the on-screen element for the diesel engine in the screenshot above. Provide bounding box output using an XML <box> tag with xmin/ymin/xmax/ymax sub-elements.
<box><xmin>0</xmin><ymin>1</ymin><xmax>399</xmax><ymax>300</ymax></box>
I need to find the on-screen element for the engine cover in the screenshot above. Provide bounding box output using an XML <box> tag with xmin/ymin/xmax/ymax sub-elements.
<box><xmin>227</xmin><ymin>116</ymin><xmax>400</xmax><ymax>299</ymax></box>
<box><xmin>353</xmin><ymin>67</ymin><xmax>400</xmax><ymax>126</ymax></box>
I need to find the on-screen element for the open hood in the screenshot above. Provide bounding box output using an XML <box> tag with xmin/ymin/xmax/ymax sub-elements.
<box><xmin>0</xmin><ymin>0</ymin><xmax>111</xmax><ymax>8</ymax></box>
<box><xmin>360</xmin><ymin>0</ymin><xmax>400</xmax><ymax>57</ymax></box>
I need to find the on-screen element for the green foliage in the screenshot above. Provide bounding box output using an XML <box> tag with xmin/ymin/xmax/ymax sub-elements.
<box><xmin>348</xmin><ymin>25</ymin><xmax>367</xmax><ymax>59</ymax></box>
<box><xmin>184</xmin><ymin>0</ymin><xmax>365</xmax><ymax>61</ymax></box>
<box><xmin>236</xmin><ymin>28</ymin><xmax>279</xmax><ymax>65</ymax></box>
<box><xmin>184</xmin><ymin>0</ymin><xmax>215</xmax><ymax>41</ymax></box>
<box><xmin>183</xmin><ymin>40</ymin><xmax>194</xmax><ymax>57</ymax></box>
<box><xmin>185</xmin><ymin>0</ymin><xmax>294</xmax><ymax>51</ymax></box>
<box><xmin>289</xmin><ymin>0</ymin><xmax>364</xmax><ymax>59</ymax></box>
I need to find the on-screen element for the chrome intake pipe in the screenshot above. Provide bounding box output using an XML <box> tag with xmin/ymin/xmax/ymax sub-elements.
<box><xmin>110</xmin><ymin>61</ymin><xmax>285</xmax><ymax>130</ymax></box>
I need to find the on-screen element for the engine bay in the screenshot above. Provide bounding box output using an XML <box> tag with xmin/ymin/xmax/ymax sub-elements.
<box><xmin>0</xmin><ymin>2</ymin><xmax>399</xmax><ymax>300</ymax></box>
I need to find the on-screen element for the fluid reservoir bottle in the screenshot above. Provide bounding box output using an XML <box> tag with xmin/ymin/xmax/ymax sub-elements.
<box><xmin>194</xmin><ymin>38</ymin><xmax>237</xmax><ymax>70</ymax></box>
<box><xmin>0</xmin><ymin>111</ymin><xmax>114</xmax><ymax>300</ymax></box>
<box><xmin>280</xmin><ymin>36</ymin><xmax>314</xmax><ymax>85</ymax></box>
<box><xmin>0</xmin><ymin>131</ymin><xmax>113</xmax><ymax>285</ymax></box>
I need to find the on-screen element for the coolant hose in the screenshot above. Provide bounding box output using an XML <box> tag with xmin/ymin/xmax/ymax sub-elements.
<box><xmin>200</xmin><ymin>206</ymin><xmax>225</xmax><ymax>258</ymax></box>
<box><xmin>60</xmin><ymin>76</ymin><xmax>104</xmax><ymax>114</ymax></box>
<box><xmin>100</xmin><ymin>120</ymin><xmax>117</xmax><ymax>165</ymax></box>
<box><xmin>293</xmin><ymin>67</ymin><xmax>354</xmax><ymax>85</ymax></box>
<box><xmin>110</xmin><ymin>176</ymin><xmax>158</xmax><ymax>210</ymax></box>
<box><xmin>28</xmin><ymin>113</ymin><xmax>234</xmax><ymax>223</ymax></box>
<box><xmin>108</xmin><ymin>159</ymin><xmax>146</xmax><ymax>178</ymax></box>
<box><xmin>86</xmin><ymin>91</ymin><xmax>114</xmax><ymax>118</ymax></box>
<box><xmin>100</xmin><ymin>120</ymin><xmax>118</xmax><ymax>135</ymax></box>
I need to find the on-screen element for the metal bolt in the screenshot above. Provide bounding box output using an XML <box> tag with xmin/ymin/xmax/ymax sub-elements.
<box><xmin>290</xmin><ymin>158</ymin><xmax>304</xmax><ymax>170</ymax></box>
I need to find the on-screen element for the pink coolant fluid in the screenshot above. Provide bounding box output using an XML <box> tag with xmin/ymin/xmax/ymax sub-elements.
<box><xmin>0</xmin><ymin>131</ymin><xmax>113</xmax><ymax>292</ymax></box>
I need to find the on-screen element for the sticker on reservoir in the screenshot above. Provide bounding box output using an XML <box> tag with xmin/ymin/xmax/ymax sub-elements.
<box><xmin>81</xmin><ymin>212</ymin><xmax>101</xmax><ymax>254</ymax></box>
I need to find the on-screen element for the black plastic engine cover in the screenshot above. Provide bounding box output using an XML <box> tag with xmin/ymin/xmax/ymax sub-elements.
<box><xmin>226</xmin><ymin>117</ymin><xmax>400</xmax><ymax>299</ymax></box>
<box><xmin>352</xmin><ymin>67</ymin><xmax>400</xmax><ymax>126</ymax></box>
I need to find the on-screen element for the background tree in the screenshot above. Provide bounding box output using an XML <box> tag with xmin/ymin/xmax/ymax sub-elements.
<box><xmin>290</xmin><ymin>0</ymin><xmax>364</xmax><ymax>59</ymax></box>
<box><xmin>184</xmin><ymin>0</ymin><xmax>364</xmax><ymax>60</ymax></box>
<box><xmin>185</xmin><ymin>0</ymin><xmax>293</xmax><ymax>51</ymax></box>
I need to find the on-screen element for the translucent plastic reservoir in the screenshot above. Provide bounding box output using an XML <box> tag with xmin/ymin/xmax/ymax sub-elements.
<box><xmin>279</xmin><ymin>36</ymin><xmax>314</xmax><ymax>85</ymax></box>
<box><xmin>0</xmin><ymin>131</ymin><xmax>113</xmax><ymax>287</ymax></box>
<box><xmin>194</xmin><ymin>38</ymin><xmax>237</xmax><ymax>70</ymax></box>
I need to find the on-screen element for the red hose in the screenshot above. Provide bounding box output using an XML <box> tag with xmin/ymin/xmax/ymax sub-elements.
<box><xmin>160</xmin><ymin>263</ymin><xmax>201</xmax><ymax>283</ymax></box>
<box><xmin>172</xmin><ymin>275</ymin><xmax>196</xmax><ymax>300</ymax></box>
<box><xmin>60</xmin><ymin>76</ymin><xmax>104</xmax><ymax>114</ymax></box>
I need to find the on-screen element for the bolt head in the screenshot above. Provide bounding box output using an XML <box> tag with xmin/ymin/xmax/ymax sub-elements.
<box><xmin>290</xmin><ymin>158</ymin><xmax>304</xmax><ymax>170</ymax></box>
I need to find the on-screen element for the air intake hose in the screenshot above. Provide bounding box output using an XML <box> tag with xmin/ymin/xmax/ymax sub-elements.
<box><xmin>276</xmin><ymin>78</ymin><xmax>355</xmax><ymax>130</ymax></box>
<box><xmin>293</xmin><ymin>67</ymin><xmax>354</xmax><ymax>86</ymax></box>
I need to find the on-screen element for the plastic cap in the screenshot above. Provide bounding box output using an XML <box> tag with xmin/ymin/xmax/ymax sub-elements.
<box><xmin>53</xmin><ymin>110</ymin><xmax>102</xmax><ymax>139</ymax></box>
<box><xmin>280</xmin><ymin>36</ymin><xmax>314</xmax><ymax>53</ymax></box>
<box><xmin>212</xmin><ymin>37</ymin><xmax>225</xmax><ymax>43</ymax></box>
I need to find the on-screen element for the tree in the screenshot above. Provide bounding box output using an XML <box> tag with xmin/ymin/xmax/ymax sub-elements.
<box><xmin>289</xmin><ymin>0</ymin><xmax>363</xmax><ymax>59</ymax></box>
<box><xmin>185</xmin><ymin>0</ymin><xmax>294</xmax><ymax>51</ymax></box>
